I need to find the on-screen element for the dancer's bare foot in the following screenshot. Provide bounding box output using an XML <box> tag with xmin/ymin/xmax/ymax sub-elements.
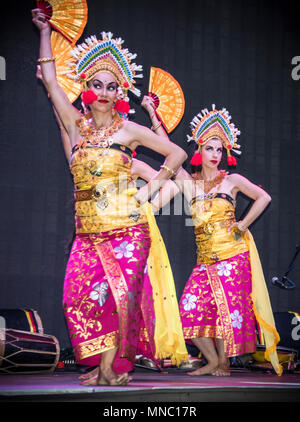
<box><xmin>80</xmin><ymin>367</ymin><xmax>131</xmax><ymax>386</ymax></box>
<box><xmin>101</xmin><ymin>368</ymin><xmax>131</xmax><ymax>386</ymax></box>
<box><xmin>187</xmin><ymin>358</ymin><xmax>218</xmax><ymax>376</ymax></box>
<box><xmin>212</xmin><ymin>366</ymin><xmax>230</xmax><ymax>376</ymax></box>
<box><xmin>80</xmin><ymin>374</ymin><xmax>108</xmax><ymax>386</ymax></box>
<box><xmin>78</xmin><ymin>367</ymin><xmax>99</xmax><ymax>380</ymax></box>
<box><xmin>212</xmin><ymin>359</ymin><xmax>230</xmax><ymax>376</ymax></box>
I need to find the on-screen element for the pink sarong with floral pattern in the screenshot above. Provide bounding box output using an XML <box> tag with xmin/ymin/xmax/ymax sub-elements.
<box><xmin>179</xmin><ymin>251</ymin><xmax>256</xmax><ymax>356</ymax></box>
<box><xmin>63</xmin><ymin>223</ymin><xmax>156</xmax><ymax>374</ymax></box>
<box><xmin>179</xmin><ymin>193</ymin><xmax>256</xmax><ymax>357</ymax></box>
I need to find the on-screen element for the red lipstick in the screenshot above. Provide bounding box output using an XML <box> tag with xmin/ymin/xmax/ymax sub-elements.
<box><xmin>98</xmin><ymin>99</ymin><xmax>109</xmax><ymax>103</ymax></box>
<box><xmin>210</xmin><ymin>160</ymin><xmax>218</xmax><ymax>164</ymax></box>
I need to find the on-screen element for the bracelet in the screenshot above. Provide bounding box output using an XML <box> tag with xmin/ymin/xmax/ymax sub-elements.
<box><xmin>151</xmin><ymin>121</ymin><xmax>162</xmax><ymax>131</ymax></box>
<box><xmin>37</xmin><ymin>57</ymin><xmax>56</xmax><ymax>63</ymax></box>
<box><xmin>160</xmin><ymin>165</ymin><xmax>176</xmax><ymax>178</ymax></box>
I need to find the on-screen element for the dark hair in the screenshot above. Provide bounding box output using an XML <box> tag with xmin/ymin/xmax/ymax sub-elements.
<box><xmin>190</xmin><ymin>164</ymin><xmax>202</xmax><ymax>174</ymax></box>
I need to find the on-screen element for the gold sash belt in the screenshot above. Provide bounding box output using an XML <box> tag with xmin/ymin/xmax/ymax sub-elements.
<box><xmin>74</xmin><ymin>187</ymin><xmax>105</xmax><ymax>202</ymax></box>
<box><xmin>195</xmin><ymin>218</ymin><xmax>235</xmax><ymax>235</ymax></box>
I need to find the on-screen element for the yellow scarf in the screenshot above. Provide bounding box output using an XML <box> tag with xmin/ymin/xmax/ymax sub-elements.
<box><xmin>125</xmin><ymin>188</ymin><xmax>188</xmax><ymax>366</ymax></box>
<box><xmin>244</xmin><ymin>231</ymin><xmax>282</xmax><ymax>376</ymax></box>
<box><xmin>143</xmin><ymin>202</ymin><xmax>189</xmax><ymax>366</ymax></box>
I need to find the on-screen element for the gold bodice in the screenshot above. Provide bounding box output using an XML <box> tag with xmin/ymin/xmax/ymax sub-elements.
<box><xmin>190</xmin><ymin>193</ymin><xmax>248</xmax><ymax>264</ymax></box>
<box><xmin>70</xmin><ymin>117</ymin><xmax>147</xmax><ymax>233</ymax></box>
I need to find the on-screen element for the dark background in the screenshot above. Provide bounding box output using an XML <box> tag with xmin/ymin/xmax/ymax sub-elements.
<box><xmin>0</xmin><ymin>0</ymin><xmax>300</xmax><ymax>350</ymax></box>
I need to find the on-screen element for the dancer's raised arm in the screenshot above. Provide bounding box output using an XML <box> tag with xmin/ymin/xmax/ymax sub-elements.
<box><xmin>32</xmin><ymin>9</ymin><xmax>81</xmax><ymax>140</ymax></box>
<box><xmin>141</xmin><ymin>95</ymin><xmax>168</xmax><ymax>139</ymax></box>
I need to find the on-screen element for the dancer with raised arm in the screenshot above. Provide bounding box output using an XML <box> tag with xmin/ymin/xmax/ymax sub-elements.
<box><xmin>32</xmin><ymin>9</ymin><xmax>187</xmax><ymax>386</ymax></box>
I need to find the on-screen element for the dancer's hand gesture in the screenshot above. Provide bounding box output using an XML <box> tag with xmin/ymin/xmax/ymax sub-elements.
<box><xmin>31</xmin><ymin>8</ymin><xmax>51</xmax><ymax>34</ymax></box>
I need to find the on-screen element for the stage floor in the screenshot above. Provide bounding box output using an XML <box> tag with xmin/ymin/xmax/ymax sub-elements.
<box><xmin>1</xmin><ymin>367</ymin><xmax>300</xmax><ymax>403</ymax></box>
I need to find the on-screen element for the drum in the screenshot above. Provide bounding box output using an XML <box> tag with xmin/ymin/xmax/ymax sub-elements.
<box><xmin>0</xmin><ymin>329</ymin><xmax>60</xmax><ymax>374</ymax></box>
<box><xmin>0</xmin><ymin>309</ymin><xmax>43</xmax><ymax>334</ymax></box>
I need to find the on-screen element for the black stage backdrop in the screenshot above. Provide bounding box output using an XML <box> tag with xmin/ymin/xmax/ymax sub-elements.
<box><xmin>0</xmin><ymin>0</ymin><xmax>300</xmax><ymax>349</ymax></box>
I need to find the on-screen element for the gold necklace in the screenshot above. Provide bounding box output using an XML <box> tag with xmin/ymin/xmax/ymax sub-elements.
<box><xmin>77</xmin><ymin>112</ymin><xmax>124</xmax><ymax>149</ymax></box>
<box><xmin>197</xmin><ymin>170</ymin><xmax>227</xmax><ymax>194</ymax></box>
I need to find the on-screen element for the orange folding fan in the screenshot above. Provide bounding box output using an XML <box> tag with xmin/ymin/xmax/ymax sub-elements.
<box><xmin>148</xmin><ymin>67</ymin><xmax>185</xmax><ymax>133</ymax></box>
<box><xmin>51</xmin><ymin>31</ymin><xmax>82</xmax><ymax>103</ymax></box>
<box><xmin>36</xmin><ymin>0</ymin><xmax>88</xmax><ymax>44</ymax></box>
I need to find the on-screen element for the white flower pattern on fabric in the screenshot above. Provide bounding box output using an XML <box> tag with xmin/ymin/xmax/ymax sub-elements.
<box><xmin>217</xmin><ymin>261</ymin><xmax>233</xmax><ymax>277</ymax></box>
<box><xmin>182</xmin><ymin>294</ymin><xmax>197</xmax><ymax>311</ymax></box>
<box><xmin>114</xmin><ymin>241</ymin><xmax>135</xmax><ymax>259</ymax></box>
<box><xmin>90</xmin><ymin>281</ymin><xmax>109</xmax><ymax>306</ymax></box>
<box><xmin>230</xmin><ymin>310</ymin><xmax>243</xmax><ymax>329</ymax></box>
<box><xmin>198</xmin><ymin>264</ymin><xmax>206</xmax><ymax>272</ymax></box>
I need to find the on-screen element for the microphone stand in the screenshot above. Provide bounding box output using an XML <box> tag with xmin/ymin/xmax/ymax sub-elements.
<box><xmin>272</xmin><ymin>245</ymin><xmax>300</xmax><ymax>290</ymax></box>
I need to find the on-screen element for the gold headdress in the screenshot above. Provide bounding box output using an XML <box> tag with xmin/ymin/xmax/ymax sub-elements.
<box><xmin>187</xmin><ymin>104</ymin><xmax>241</xmax><ymax>166</ymax></box>
<box><xmin>63</xmin><ymin>31</ymin><xmax>143</xmax><ymax>111</ymax></box>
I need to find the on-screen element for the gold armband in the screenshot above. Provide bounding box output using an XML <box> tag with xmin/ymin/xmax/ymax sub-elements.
<box><xmin>160</xmin><ymin>165</ymin><xmax>176</xmax><ymax>178</ymax></box>
<box><xmin>151</xmin><ymin>121</ymin><xmax>162</xmax><ymax>131</ymax></box>
<box><xmin>37</xmin><ymin>57</ymin><xmax>56</xmax><ymax>63</ymax></box>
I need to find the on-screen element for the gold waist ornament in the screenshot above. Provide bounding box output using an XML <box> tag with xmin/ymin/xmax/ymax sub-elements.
<box><xmin>74</xmin><ymin>185</ymin><xmax>147</xmax><ymax>234</ymax></box>
<box><xmin>194</xmin><ymin>219</ymin><xmax>248</xmax><ymax>264</ymax></box>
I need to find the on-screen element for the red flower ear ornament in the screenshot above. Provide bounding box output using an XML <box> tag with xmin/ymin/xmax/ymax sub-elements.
<box><xmin>79</xmin><ymin>73</ymin><xmax>98</xmax><ymax>105</ymax></box>
<box><xmin>81</xmin><ymin>90</ymin><xmax>98</xmax><ymax>105</ymax></box>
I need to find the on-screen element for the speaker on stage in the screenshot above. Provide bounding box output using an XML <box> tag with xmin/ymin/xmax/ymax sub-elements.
<box><xmin>255</xmin><ymin>311</ymin><xmax>300</xmax><ymax>352</ymax></box>
<box><xmin>0</xmin><ymin>308</ymin><xmax>60</xmax><ymax>374</ymax></box>
<box><xmin>274</xmin><ymin>311</ymin><xmax>300</xmax><ymax>352</ymax></box>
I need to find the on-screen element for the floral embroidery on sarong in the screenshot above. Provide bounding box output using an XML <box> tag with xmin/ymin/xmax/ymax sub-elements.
<box><xmin>113</xmin><ymin>241</ymin><xmax>135</xmax><ymax>259</ymax></box>
<box><xmin>182</xmin><ymin>294</ymin><xmax>197</xmax><ymax>311</ymax></box>
<box><xmin>179</xmin><ymin>251</ymin><xmax>256</xmax><ymax>357</ymax></box>
<box><xmin>231</xmin><ymin>309</ymin><xmax>243</xmax><ymax>329</ymax></box>
<box><xmin>89</xmin><ymin>281</ymin><xmax>109</xmax><ymax>306</ymax></box>
<box><xmin>217</xmin><ymin>261</ymin><xmax>232</xmax><ymax>276</ymax></box>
